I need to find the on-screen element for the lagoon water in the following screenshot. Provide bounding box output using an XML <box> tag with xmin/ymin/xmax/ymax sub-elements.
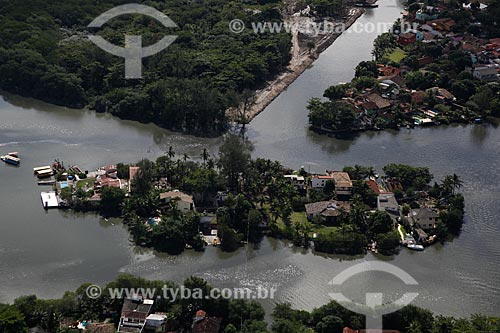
<box><xmin>1</xmin><ymin>0</ymin><xmax>500</xmax><ymax>318</ymax></box>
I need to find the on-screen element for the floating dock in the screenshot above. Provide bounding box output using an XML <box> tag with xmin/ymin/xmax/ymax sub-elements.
<box><xmin>38</xmin><ymin>180</ymin><xmax>56</xmax><ymax>186</ymax></box>
<box><xmin>41</xmin><ymin>191</ymin><xmax>59</xmax><ymax>209</ymax></box>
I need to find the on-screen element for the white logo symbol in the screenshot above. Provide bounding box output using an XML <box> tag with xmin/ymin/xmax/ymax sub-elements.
<box><xmin>88</xmin><ymin>3</ymin><xmax>178</xmax><ymax>79</ymax></box>
<box><xmin>329</xmin><ymin>262</ymin><xmax>419</xmax><ymax>331</ymax></box>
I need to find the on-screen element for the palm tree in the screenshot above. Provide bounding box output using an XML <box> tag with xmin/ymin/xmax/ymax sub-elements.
<box><xmin>167</xmin><ymin>146</ymin><xmax>175</xmax><ymax>159</ymax></box>
<box><xmin>451</xmin><ymin>173</ymin><xmax>463</xmax><ymax>194</ymax></box>
<box><xmin>442</xmin><ymin>174</ymin><xmax>463</xmax><ymax>195</ymax></box>
<box><xmin>200</xmin><ymin>149</ymin><xmax>209</xmax><ymax>167</ymax></box>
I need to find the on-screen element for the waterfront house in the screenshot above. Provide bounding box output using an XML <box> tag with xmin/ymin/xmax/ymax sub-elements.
<box><xmin>366</xmin><ymin>179</ymin><xmax>381</xmax><ymax>195</ymax></box>
<box><xmin>366</xmin><ymin>93</ymin><xmax>392</xmax><ymax>111</ymax></box>
<box><xmin>411</xmin><ymin>90</ymin><xmax>426</xmax><ymax>104</ymax></box>
<box><xmin>284</xmin><ymin>174</ymin><xmax>306</xmax><ymax>189</ymax></box>
<box><xmin>327</xmin><ymin>171</ymin><xmax>353</xmax><ymax>197</ymax></box>
<box><xmin>311</xmin><ymin>174</ymin><xmax>334</xmax><ymax>188</ymax></box>
<box><xmin>426</xmin><ymin>87</ymin><xmax>456</xmax><ymax>102</ymax></box>
<box><xmin>117</xmin><ymin>297</ymin><xmax>154</xmax><ymax>333</ymax></box>
<box><xmin>95</xmin><ymin>175</ymin><xmax>122</xmax><ymax>189</ymax></box>
<box><xmin>145</xmin><ymin>313</ymin><xmax>168</xmax><ymax>332</ymax></box>
<box><xmin>305</xmin><ymin>200</ymin><xmax>351</xmax><ymax>224</ymax></box>
<box><xmin>410</xmin><ymin>207</ymin><xmax>438</xmax><ymax>230</ymax></box>
<box><xmin>377</xmin><ymin>193</ymin><xmax>400</xmax><ymax>217</ymax></box>
<box><xmin>398</xmin><ymin>32</ymin><xmax>416</xmax><ymax>46</ymax></box>
<box><xmin>192</xmin><ymin>310</ymin><xmax>222</xmax><ymax>333</ymax></box>
<box><xmin>159</xmin><ymin>190</ymin><xmax>195</xmax><ymax>213</ymax></box>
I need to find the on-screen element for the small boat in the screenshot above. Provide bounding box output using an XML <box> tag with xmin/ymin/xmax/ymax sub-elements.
<box><xmin>34</xmin><ymin>166</ymin><xmax>52</xmax><ymax>174</ymax></box>
<box><xmin>1</xmin><ymin>154</ymin><xmax>20</xmax><ymax>166</ymax></box>
<box><xmin>36</xmin><ymin>169</ymin><xmax>54</xmax><ymax>179</ymax></box>
<box><xmin>407</xmin><ymin>244</ymin><xmax>424</xmax><ymax>251</ymax></box>
<box><xmin>355</xmin><ymin>3</ymin><xmax>379</xmax><ymax>7</ymax></box>
<box><xmin>38</xmin><ymin>180</ymin><xmax>56</xmax><ymax>186</ymax></box>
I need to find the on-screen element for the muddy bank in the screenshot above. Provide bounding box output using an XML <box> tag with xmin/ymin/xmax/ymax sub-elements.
<box><xmin>232</xmin><ymin>7</ymin><xmax>365</xmax><ymax>123</ymax></box>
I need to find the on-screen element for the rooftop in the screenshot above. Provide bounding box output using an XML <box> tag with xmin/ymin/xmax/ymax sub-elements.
<box><xmin>160</xmin><ymin>190</ymin><xmax>194</xmax><ymax>203</ymax></box>
<box><xmin>329</xmin><ymin>171</ymin><xmax>353</xmax><ymax>188</ymax></box>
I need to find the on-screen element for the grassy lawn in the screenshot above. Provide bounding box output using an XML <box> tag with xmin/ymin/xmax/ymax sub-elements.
<box><xmin>76</xmin><ymin>178</ymin><xmax>95</xmax><ymax>190</ymax></box>
<box><xmin>275</xmin><ymin>211</ymin><xmax>342</xmax><ymax>238</ymax></box>
<box><xmin>312</xmin><ymin>225</ymin><xmax>339</xmax><ymax>237</ymax></box>
<box><xmin>291</xmin><ymin>212</ymin><xmax>307</xmax><ymax>224</ymax></box>
<box><xmin>386</xmin><ymin>48</ymin><xmax>407</xmax><ymax>63</ymax></box>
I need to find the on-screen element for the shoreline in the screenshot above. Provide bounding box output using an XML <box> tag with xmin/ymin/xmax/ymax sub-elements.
<box><xmin>240</xmin><ymin>7</ymin><xmax>365</xmax><ymax>122</ymax></box>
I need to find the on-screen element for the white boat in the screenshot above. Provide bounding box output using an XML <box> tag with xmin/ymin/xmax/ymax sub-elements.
<box><xmin>33</xmin><ymin>166</ymin><xmax>52</xmax><ymax>174</ymax></box>
<box><xmin>408</xmin><ymin>244</ymin><xmax>424</xmax><ymax>251</ymax></box>
<box><xmin>36</xmin><ymin>169</ymin><xmax>54</xmax><ymax>178</ymax></box>
<box><xmin>1</xmin><ymin>154</ymin><xmax>20</xmax><ymax>166</ymax></box>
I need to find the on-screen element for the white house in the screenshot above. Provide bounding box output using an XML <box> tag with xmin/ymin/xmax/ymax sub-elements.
<box><xmin>471</xmin><ymin>65</ymin><xmax>498</xmax><ymax>82</ymax></box>
<box><xmin>284</xmin><ymin>174</ymin><xmax>305</xmax><ymax>189</ymax></box>
<box><xmin>311</xmin><ymin>175</ymin><xmax>334</xmax><ymax>188</ymax></box>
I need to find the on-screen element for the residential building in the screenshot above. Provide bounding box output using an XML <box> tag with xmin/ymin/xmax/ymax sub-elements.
<box><xmin>366</xmin><ymin>179</ymin><xmax>381</xmax><ymax>195</ymax></box>
<box><xmin>96</xmin><ymin>175</ymin><xmax>122</xmax><ymax>189</ymax></box>
<box><xmin>328</xmin><ymin>171</ymin><xmax>353</xmax><ymax>197</ymax></box>
<box><xmin>284</xmin><ymin>174</ymin><xmax>306</xmax><ymax>189</ymax></box>
<box><xmin>426</xmin><ymin>87</ymin><xmax>456</xmax><ymax>102</ymax></box>
<box><xmin>377</xmin><ymin>193</ymin><xmax>400</xmax><ymax>217</ymax></box>
<box><xmin>145</xmin><ymin>313</ymin><xmax>168</xmax><ymax>332</ymax></box>
<box><xmin>427</xmin><ymin>18</ymin><xmax>456</xmax><ymax>31</ymax></box>
<box><xmin>192</xmin><ymin>310</ymin><xmax>222</xmax><ymax>333</ymax></box>
<box><xmin>410</xmin><ymin>208</ymin><xmax>439</xmax><ymax>230</ymax></box>
<box><xmin>398</xmin><ymin>32</ymin><xmax>416</xmax><ymax>46</ymax></box>
<box><xmin>471</xmin><ymin>65</ymin><xmax>499</xmax><ymax>82</ymax></box>
<box><xmin>117</xmin><ymin>297</ymin><xmax>154</xmax><ymax>333</ymax></box>
<box><xmin>311</xmin><ymin>175</ymin><xmax>334</xmax><ymax>188</ymax></box>
<box><xmin>305</xmin><ymin>200</ymin><xmax>351</xmax><ymax>224</ymax></box>
<box><xmin>366</xmin><ymin>93</ymin><xmax>392</xmax><ymax>110</ymax></box>
<box><xmin>159</xmin><ymin>190</ymin><xmax>195</xmax><ymax>213</ymax></box>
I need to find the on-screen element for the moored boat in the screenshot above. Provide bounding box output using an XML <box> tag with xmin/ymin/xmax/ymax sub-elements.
<box><xmin>355</xmin><ymin>3</ymin><xmax>379</xmax><ymax>7</ymax></box>
<box><xmin>36</xmin><ymin>168</ymin><xmax>54</xmax><ymax>179</ymax></box>
<box><xmin>1</xmin><ymin>154</ymin><xmax>21</xmax><ymax>166</ymax></box>
<box><xmin>408</xmin><ymin>244</ymin><xmax>424</xmax><ymax>251</ymax></box>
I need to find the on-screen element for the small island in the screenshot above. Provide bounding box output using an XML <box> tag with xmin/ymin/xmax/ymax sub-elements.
<box><xmin>308</xmin><ymin>0</ymin><xmax>500</xmax><ymax>134</ymax></box>
<box><xmin>34</xmin><ymin>134</ymin><xmax>464</xmax><ymax>256</ymax></box>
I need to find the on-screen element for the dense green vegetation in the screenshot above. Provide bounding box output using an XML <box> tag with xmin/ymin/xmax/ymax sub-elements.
<box><xmin>0</xmin><ymin>0</ymin><xmax>291</xmax><ymax>135</ymax></box>
<box><xmin>1</xmin><ymin>274</ymin><xmax>499</xmax><ymax>332</ymax></box>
